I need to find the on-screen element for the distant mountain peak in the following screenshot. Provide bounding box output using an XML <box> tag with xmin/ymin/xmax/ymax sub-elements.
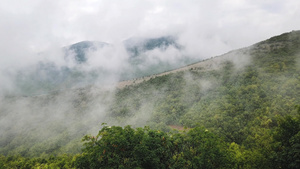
<box><xmin>69</xmin><ymin>41</ymin><xmax>108</xmax><ymax>49</ymax></box>
<box><xmin>65</xmin><ymin>41</ymin><xmax>109</xmax><ymax>63</ymax></box>
<box><xmin>124</xmin><ymin>36</ymin><xmax>181</xmax><ymax>57</ymax></box>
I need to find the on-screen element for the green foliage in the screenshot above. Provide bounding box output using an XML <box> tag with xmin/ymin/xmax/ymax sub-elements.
<box><xmin>271</xmin><ymin>112</ymin><xmax>300</xmax><ymax>169</ymax></box>
<box><xmin>74</xmin><ymin>125</ymin><xmax>232</xmax><ymax>169</ymax></box>
<box><xmin>0</xmin><ymin>154</ymin><xmax>76</xmax><ymax>169</ymax></box>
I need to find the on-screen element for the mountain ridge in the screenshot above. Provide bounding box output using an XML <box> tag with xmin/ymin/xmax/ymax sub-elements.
<box><xmin>118</xmin><ymin>30</ymin><xmax>300</xmax><ymax>88</ymax></box>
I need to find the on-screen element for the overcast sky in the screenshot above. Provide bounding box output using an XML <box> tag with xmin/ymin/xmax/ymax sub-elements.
<box><xmin>0</xmin><ymin>0</ymin><xmax>300</xmax><ymax>68</ymax></box>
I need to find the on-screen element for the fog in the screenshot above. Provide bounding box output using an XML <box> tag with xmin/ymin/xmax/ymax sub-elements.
<box><xmin>1</xmin><ymin>0</ymin><xmax>300</xmax><ymax>68</ymax></box>
<box><xmin>1</xmin><ymin>0</ymin><xmax>300</xmax><ymax>93</ymax></box>
<box><xmin>0</xmin><ymin>0</ymin><xmax>299</xmax><ymax>156</ymax></box>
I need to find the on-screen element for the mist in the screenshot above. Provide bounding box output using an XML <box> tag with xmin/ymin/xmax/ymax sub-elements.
<box><xmin>1</xmin><ymin>0</ymin><xmax>300</xmax><ymax>93</ymax></box>
<box><xmin>0</xmin><ymin>0</ymin><xmax>300</xmax><ymax>156</ymax></box>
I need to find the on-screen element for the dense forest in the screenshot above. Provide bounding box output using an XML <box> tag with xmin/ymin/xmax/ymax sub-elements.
<box><xmin>1</xmin><ymin>31</ymin><xmax>300</xmax><ymax>168</ymax></box>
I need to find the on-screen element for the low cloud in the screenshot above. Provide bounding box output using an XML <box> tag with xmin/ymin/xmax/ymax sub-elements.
<box><xmin>0</xmin><ymin>0</ymin><xmax>299</xmax><ymax>156</ymax></box>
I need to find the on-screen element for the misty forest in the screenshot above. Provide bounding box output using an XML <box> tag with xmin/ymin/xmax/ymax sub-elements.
<box><xmin>1</xmin><ymin>28</ymin><xmax>300</xmax><ymax>168</ymax></box>
<box><xmin>1</xmin><ymin>1</ymin><xmax>300</xmax><ymax>168</ymax></box>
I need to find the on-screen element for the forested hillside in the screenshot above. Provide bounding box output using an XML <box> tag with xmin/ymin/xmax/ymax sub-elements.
<box><xmin>1</xmin><ymin>31</ymin><xmax>300</xmax><ymax>168</ymax></box>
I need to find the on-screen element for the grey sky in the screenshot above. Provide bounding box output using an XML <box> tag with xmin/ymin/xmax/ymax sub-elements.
<box><xmin>0</xmin><ymin>0</ymin><xmax>299</xmax><ymax>69</ymax></box>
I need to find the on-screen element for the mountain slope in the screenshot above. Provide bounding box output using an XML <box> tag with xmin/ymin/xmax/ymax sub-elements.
<box><xmin>0</xmin><ymin>30</ymin><xmax>300</xmax><ymax>160</ymax></box>
<box><xmin>111</xmin><ymin>30</ymin><xmax>300</xmax><ymax>143</ymax></box>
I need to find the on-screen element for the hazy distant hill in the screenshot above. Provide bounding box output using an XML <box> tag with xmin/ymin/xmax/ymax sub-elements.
<box><xmin>10</xmin><ymin>36</ymin><xmax>197</xmax><ymax>96</ymax></box>
<box><xmin>124</xmin><ymin>36</ymin><xmax>181</xmax><ymax>57</ymax></box>
<box><xmin>65</xmin><ymin>41</ymin><xmax>109</xmax><ymax>63</ymax></box>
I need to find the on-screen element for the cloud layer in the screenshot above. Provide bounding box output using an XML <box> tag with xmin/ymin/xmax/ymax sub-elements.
<box><xmin>1</xmin><ymin>0</ymin><xmax>300</xmax><ymax>92</ymax></box>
